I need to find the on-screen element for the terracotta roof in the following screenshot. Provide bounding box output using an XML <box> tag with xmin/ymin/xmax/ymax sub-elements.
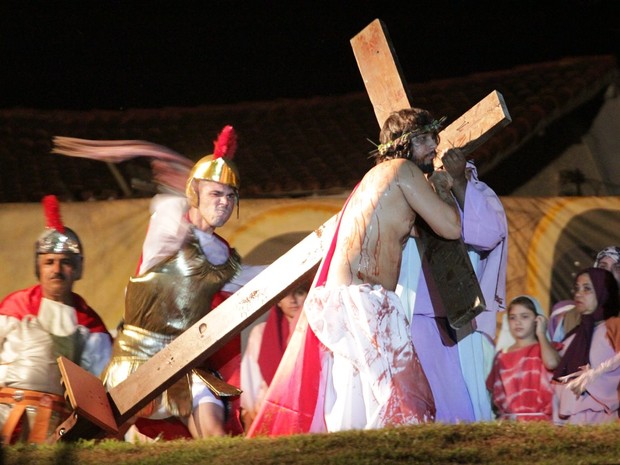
<box><xmin>0</xmin><ymin>55</ymin><xmax>617</xmax><ymax>203</ymax></box>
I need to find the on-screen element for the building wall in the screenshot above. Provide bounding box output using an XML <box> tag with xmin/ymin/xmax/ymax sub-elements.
<box><xmin>511</xmin><ymin>94</ymin><xmax>620</xmax><ymax>197</ymax></box>
<box><xmin>2</xmin><ymin>194</ymin><xmax>620</xmax><ymax>342</ymax></box>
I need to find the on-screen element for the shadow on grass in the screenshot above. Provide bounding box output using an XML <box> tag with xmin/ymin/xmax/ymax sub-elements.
<box><xmin>52</xmin><ymin>443</ymin><xmax>76</xmax><ymax>465</ymax></box>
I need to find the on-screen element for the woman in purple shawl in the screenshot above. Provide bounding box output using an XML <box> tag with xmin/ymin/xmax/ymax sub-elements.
<box><xmin>553</xmin><ymin>267</ymin><xmax>620</xmax><ymax>424</ymax></box>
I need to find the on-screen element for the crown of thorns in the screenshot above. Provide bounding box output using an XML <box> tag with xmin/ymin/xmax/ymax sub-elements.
<box><xmin>369</xmin><ymin>116</ymin><xmax>446</xmax><ymax>157</ymax></box>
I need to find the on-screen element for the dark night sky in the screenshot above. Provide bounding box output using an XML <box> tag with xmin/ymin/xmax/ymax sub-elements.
<box><xmin>1</xmin><ymin>0</ymin><xmax>618</xmax><ymax>110</ymax></box>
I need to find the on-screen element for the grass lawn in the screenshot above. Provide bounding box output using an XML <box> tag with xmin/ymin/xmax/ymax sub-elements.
<box><xmin>2</xmin><ymin>421</ymin><xmax>620</xmax><ymax>465</ymax></box>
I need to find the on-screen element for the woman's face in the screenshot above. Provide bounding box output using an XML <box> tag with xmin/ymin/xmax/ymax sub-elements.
<box><xmin>573</xmin><ymin>273</ymin><xmax>598</xmax><ymax>315</ymax></box>
<box><xmin>277</xmin><ymin>287</ymin><xmax>308</xmax><ymax>321</ymax></box>
<box><xmin>597</xmin><ymin>256</ymin><xmax>620</xmax><ymax>286</ymax></box>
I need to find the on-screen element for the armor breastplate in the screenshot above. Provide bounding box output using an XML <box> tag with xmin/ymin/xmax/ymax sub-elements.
<box><xmin>124</xmin><ymin>231</ymin><xmax>241</xmax><ymax>336</ymax></box>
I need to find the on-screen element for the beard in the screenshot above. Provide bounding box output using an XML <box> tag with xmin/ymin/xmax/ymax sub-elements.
<box><xmin>409</xmin><ymin>146</ymin><xmax>435</xmax><ymax>175</ymax></box>
<box><xmin>414</xmin><ymin>159</ymin><xmax>435</xmax><ymax>175</ymax></box>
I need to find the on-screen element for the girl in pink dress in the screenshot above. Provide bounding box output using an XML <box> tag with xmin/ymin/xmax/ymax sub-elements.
<box><xmin>487</xmin><ymin>295</ymin><xmax>561</xmax><ymax>421</ymax></box>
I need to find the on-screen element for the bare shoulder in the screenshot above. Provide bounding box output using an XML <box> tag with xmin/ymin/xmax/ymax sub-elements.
<box><xmin>356</xmin><ymin>160</ymin><xmax>423</xmax><ymax>207</ymax></box>
<box><xmin>369</xmin><ymin>158</ymin><xmax>424</xmax><ymax>190</ymax></box>
<box><xmin>378</xmin><ymin>158</ymin><xmax>422</xmax><ymax>176</ymax></box>
<box><xmin>365</xmin><ymin>158</ymin><xmax>419</xmax><ymax>180</ymax></box>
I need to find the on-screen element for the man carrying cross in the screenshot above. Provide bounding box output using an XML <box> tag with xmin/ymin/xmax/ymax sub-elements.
<box><xmin>247</xmin><ymin>107</ymin><xmax>461</xmax><ymax>435</ymax></box>
<box><xmin>350</xmin><ymin>18</ymin><xmax>509</xmax><ymax>423</ymax></box>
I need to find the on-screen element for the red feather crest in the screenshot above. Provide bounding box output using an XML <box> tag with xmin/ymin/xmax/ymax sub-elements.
<box><xmin>213</xmin><ymin>125</ymin><xmax>237</xmax><ymax>160</ymax></box>
<box><xmin>42</xmin><ymin>195</ymin><xmax>65</xmax><ymax>233</ymax></box>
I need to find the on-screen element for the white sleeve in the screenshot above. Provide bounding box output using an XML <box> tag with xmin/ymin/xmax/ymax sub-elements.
<box><xmin>0</xmin><ymin>314</ymin><xmax>14</xmax><ymax>342</ymax></box>
<box><xmin>139</xmin><ymin>194</ymin><xmax>191</xmax><ymax>275</ymax></box>
<box><xmin>240</xmin><ymin>322</ymin><xmax>267</xmax><ymax>412</ymax></box>
<box><xmin>0</xmin><ymin>315</ymin><xmax>19</xmax><ymax>384</ymax></box>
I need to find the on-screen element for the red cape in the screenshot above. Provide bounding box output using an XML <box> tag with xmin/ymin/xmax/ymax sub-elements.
<box><xmin>247</xmin><ymin>192</ymin><xmax>354</xmax><ymax>437</ymax></box>
<box><xmin>257</xmin><ymin>305</ymin><xmax>290</xmax><ymax>385</ymax></box>
<box><xmin>0</xmin><ymin>284</ymin><xmax>109</xmax><ymax>334</ymax></box>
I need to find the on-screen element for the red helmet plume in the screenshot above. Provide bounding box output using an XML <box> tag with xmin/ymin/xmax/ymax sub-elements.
<box><xmin>213</xmin><ymin>125</ymin><xmax>237</xmax><ymax>160</ymax></box>
<box><xmin>42</xmin><ymin>195</ymin><xmax>65</xmax><ymax>233</ymax></box>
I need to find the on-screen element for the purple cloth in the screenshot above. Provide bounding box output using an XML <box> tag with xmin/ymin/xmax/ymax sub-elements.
<box><xmin>406</xmin><ymin>164</ymin><xmax>508</xmax><ymax>423</ymax></box>
<box><xmin>462</xmin><ymin>163</ymin><xmax>508</xmax><ymax>337</ymax></box>
<box><xmin>554</xmin><ymin>321</ymin><xmax>620</xmax><ymax>424</ymax></box>
<box><xmin>410</xmin><ymin>288</ymin><xmax>474</xmax><ymax>421</ymax></box>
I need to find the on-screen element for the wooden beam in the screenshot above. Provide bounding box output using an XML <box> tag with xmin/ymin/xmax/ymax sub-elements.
<box><xmin>55</xmin><ymin>19</ymin><xmax>512</xmax><ymax>441</ymax></box>
<box><xmin>352</xmin><ymin>19</ymin><xmax>511</xmax><ymax>155</ymax></box>
<box><xmin>351</xmin><ymin>18</ymin><xmax>412</xmax><ymax>128</ymax></box>
<box><xmin>56</xmin><ymin>356</ymin><xmax>118</xmax><ymax>440</ymax></box>
<box><xmin>55</xmin><ymin>215</ymin><xmax>337</xmax><ymax>440</ymax></box>
<box><xmin>436</xmin><ymin>90</ymin><xmax>512</xmax><ymax>159</ymax></box>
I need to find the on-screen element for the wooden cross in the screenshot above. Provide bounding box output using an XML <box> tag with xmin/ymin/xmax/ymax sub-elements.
<box><xmin>351</xmin><ymin>19</ymin><xmax>510</xmax><ymax>155</ymax></box>
<box><xmin>53</xmin><ymin>217</ymin><xmax>336</xmax><ymax>440</ymax></box>
<box><xmin>351</xmin><ymin>19</ymin><xmax>511</xmax><ymax>328</ymax></box>
<box><xmin>53</xmin><ymin>19</ymin><xmax>510</xmax><ymax>441</ymax></box>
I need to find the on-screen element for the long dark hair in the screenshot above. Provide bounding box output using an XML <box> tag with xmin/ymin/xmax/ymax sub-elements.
<box><xmin>373</xmin><ymin>108</ymin><xmax>440</xmax><ymax>163</ymax></box>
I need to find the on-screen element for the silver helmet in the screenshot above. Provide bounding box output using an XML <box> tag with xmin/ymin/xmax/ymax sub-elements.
<box><xmin>35</xmin><ymin>196</ymin><xmax>83</xmax><ymax>280</ymax></box>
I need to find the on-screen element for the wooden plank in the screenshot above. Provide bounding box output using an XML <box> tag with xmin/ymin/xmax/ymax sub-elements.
<box><xmin>108</xmin><ymin>215</ymin><xmax>337</xmax><ymax>422</ymax></box>
<box><xmin>351</xmin><ymin>20</ymin><xmax>511</xmax><ymax>158</ymax></box>
<box><xmin>436</xmin><ymin>90</ymin><xmax>512</xmax><ymax>159</ymax></box>
<box><xmin>57</xmin><ymin>356</ymin><xmax>118</xmax><ymax>435</ymax></box>
<box><xmin>414</xmin><ymin>223</ymin><xmax>486</xmax><ymax>329</ymax></box>
<box><xmin>350</xmin><ymin>18</ymin><xmax>411</xmax><ymax>127</ymax></box>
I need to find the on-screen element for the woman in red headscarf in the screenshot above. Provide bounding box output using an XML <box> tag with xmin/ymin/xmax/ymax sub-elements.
<box><xmin>553</xmin><ymin>267</ymin><xmax>620</xmax><ymax>424</ymax></box>
<box><xmin>240</xmin><ymin>283</ymin><xmax>309</xmax><ymax>432</ymax></box>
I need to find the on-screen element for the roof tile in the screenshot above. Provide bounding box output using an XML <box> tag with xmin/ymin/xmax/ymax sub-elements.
<box><xmin>0</xmin><ymin>55</ymin><xmax>617</xmax><ymax>203</ymax></box>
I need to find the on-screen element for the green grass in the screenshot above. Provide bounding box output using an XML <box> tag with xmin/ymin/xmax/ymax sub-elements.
<box><xmin>3</xmin><ymin>422</ymin><xmax>620</xmax><ymax>465</ymax></box>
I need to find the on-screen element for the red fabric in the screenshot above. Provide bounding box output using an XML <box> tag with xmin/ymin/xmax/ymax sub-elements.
<box><xmin>134</xmin><ymin>253</ymin><xmax>144</xmax><ymax>275</ymax></box>
<box><xmin>257</xmin><ymin>306</ymin><xmax>289</xmax><ymax>385</ymax></box>
<box><xmin>247</xmin><ymin>190</ymin><xmax>354</xmax><ymax>437</ymax></box>
<box><xmin>605</xmin><ymin>316</ymin><xmax>620</xmax><ymax>352</ymax></box>
<box><xmin>246</xmin><ymin>315</ymin><xmax>322</xmax><ymax>436</ymax></box>
<box><xmin>487</xmin><ymin>342</ymin><xmax>561</xmax><ymax>421</ymax></box>
<box><xmin>204</xmin><ymin>289</ymin><xmax>244</xmax><ymax>436</ymax></box>
<box><xmin>133</xmin><ymin>418</ymin><xmax>192</xmax><ymax>440</ymax></box>
<box><xmin>0</xmin><ymin>284</ymin><xmax>109</xmax><ymax>334</ymax></box>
